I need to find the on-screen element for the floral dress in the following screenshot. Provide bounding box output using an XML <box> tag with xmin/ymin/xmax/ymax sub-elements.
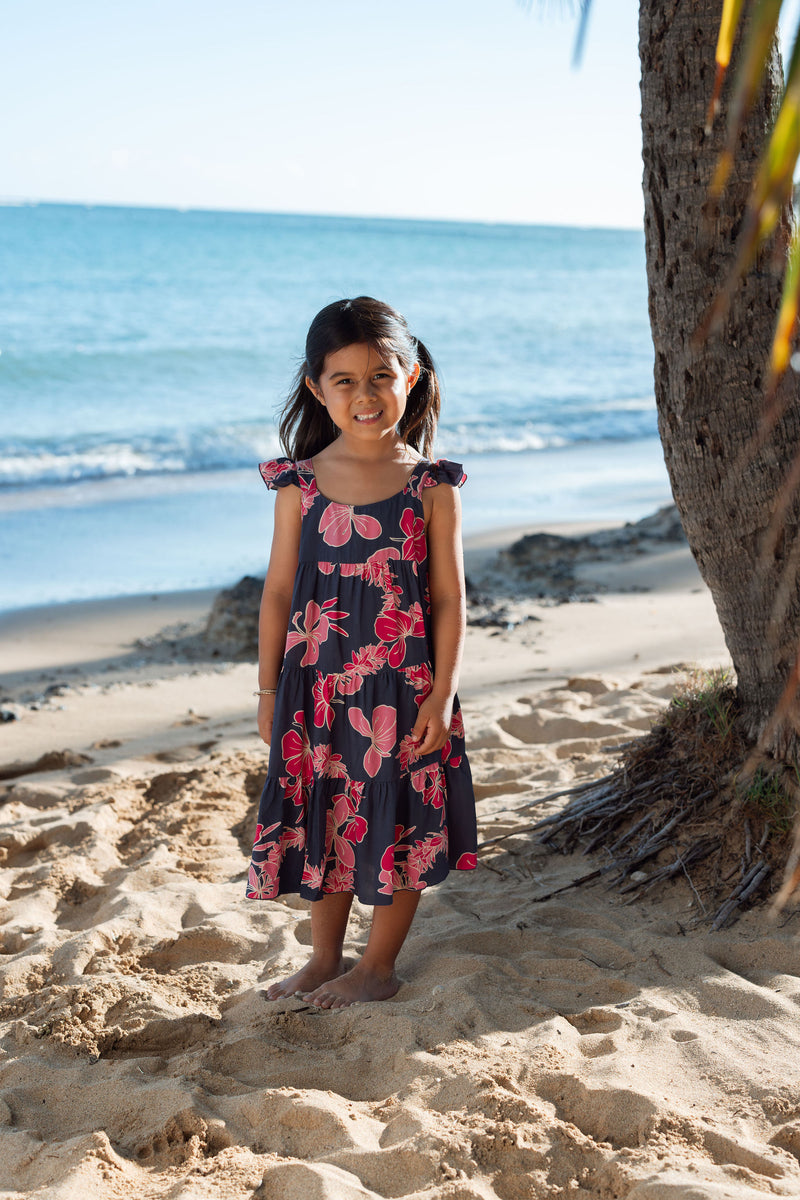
<box><xmin>246</xmin><ymin>457</ymin><xmax>478</xmax><ymax>906</ymax></box>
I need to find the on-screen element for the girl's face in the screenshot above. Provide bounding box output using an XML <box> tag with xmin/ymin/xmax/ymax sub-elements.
<box><xmin>307</xmin><ymin>342</ymin><xmax>420</xmax><ymax>446</ymax></box>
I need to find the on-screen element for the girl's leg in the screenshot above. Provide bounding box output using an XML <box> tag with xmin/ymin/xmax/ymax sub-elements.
<box><xmin>304</xmin><ymin>890</ymin><xmax>421</xmax><ymax>1009</ymax></box>
<box><xmin>265</xmin><ymin>892</ymin><xmax>353</xmax><ymax>1000</ymax></box>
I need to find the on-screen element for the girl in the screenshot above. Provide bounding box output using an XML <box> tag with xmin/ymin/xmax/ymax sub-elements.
<box><xmin>247</xmin><ymin>296</ymin><xmax>477</xmax><ymax>1009</ymax></box>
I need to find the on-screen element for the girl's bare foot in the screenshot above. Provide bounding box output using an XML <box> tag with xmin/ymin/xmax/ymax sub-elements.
<box><xmin>303</xmin><ymin>962</ymin><xmax>400</xmax><ymax>1009</ymax></box>
<box><xmin>264</xmin><ymin>954</ymin><xmax>347</xmax><ymax>1000</ymax></box>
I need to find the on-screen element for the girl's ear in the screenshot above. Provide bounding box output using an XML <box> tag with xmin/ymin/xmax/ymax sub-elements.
<box><xmin>306</xmin><ymin>376</ymin><xmax>324</xmax><ymax>405</ymax></box>
<box><xmin>407</xmin><ymin>362</ymin><xmax>421</xmax><ymax>393</ymax></box>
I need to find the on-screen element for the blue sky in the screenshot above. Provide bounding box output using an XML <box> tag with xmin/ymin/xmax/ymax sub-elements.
<box><xmin>4</xmin><ymin>2</ymin><xmax>642</xmax><ymax>227</ymax></box>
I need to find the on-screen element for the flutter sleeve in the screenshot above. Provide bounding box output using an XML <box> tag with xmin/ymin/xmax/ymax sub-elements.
<box><xmin>420</xmin><ymin>458</ymin><xmax>467</xmax><ymax>488</ymax></box>
<box><xmin>258</xmin><ymin>458</ymin><xmax>301</xmax><ymax>490</ymax></box>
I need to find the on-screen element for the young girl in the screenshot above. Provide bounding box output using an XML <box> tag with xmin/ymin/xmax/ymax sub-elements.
<box><xmin>247</xmin><ymin>296</ymin><xmax>477</xmax><ymax>1009</ymax></box>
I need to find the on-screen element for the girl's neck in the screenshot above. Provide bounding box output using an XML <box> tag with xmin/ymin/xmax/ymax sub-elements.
<box><xmin>321</xmin><ymin>433</ymin><xmax>419</xmax><ymax>466</ymax></box>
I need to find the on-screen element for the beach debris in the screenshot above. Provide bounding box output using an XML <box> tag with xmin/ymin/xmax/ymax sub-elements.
<box><xmin>0</xmin><ymin>748</ymin><xmax>93</xmax><ymax>782</ymax></box>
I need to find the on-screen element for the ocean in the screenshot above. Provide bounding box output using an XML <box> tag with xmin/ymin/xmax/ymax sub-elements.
<box><xmin>0</xmin><ymin>202</ymin><xmax>667</xmax><ymax>613</ymax></box>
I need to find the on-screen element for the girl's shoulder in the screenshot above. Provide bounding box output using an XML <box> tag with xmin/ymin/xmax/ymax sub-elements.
<box><xmin>258</xmin><ymin>457</ymin><xmax>315</xmax><ymax>490</ymax></box>
<box><xmin>417</xmin><ymin>458</ymin><xmax>467</xmax><ymax>490</ymax></box>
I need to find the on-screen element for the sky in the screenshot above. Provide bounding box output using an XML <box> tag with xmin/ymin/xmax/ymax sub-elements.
<box><xmin>3</xmin><ymin>1</ymin><xmax>643</xmax><ymax>228</ymax></box>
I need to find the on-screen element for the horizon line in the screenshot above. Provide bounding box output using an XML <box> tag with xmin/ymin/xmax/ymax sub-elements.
<box><xmin>0</xmin><ymin>195</ymin><xmax>644</xmax><ymax>236</ymax></box>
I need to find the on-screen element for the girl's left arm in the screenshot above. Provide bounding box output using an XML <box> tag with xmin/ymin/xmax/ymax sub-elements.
<box><xmin>412</xmin><ymin>484</ymin><xmax>466</xmax><ymax>755</ymax></box>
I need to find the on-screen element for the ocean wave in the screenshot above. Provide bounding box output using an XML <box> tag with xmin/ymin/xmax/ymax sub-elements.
<box><xmin>0</xmin><ymin>412</ymin><xmax>657</xmax><ymax>489</ymax></box>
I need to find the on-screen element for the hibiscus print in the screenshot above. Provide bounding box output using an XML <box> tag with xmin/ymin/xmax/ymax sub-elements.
<box><xmin>410</xmin><ymin>764</ymin><xmax>446</xmax><ymax>808</ymax></box>
<box><xmin>399</xmin><ymin>507</ymin><xmax>427</xmax><ymax>570</ymax></box>
<box><xmin>336</xmin><ymin>642</ymin><xmax>389</xmax><ymax>696</ymax></box>
<box><xmin>286</xmin><ymin>598</ymin><xmax>349</xmax><ymax>667</ymax></box>
<box><xmin>397</xmin><ymin>732</ymin><xmax>420</xmax><ymax>772</ymax></box>
<box><xmin>341</xmin><ymin>546</ymin><xmax>402</xmax><ymax>595</ymax></box>
<box><xmin>281</xmin><ymin>711</ymin><xmax>314</xmax><ymax>787</ymax></box>
<box><xmin>312</xmin><ymin>743</ymin><xmax>349</xmax><ymax>779</ymax></box>
<box><xmin>301</xmin><ymin>862</ymin><xmax>324</xmax><ymax>890</ymax></box>
<box><xmin>402</xmin><ymin>663</ymin><xmax>433</xmax><ymax>705</ymax></box>
<box><xmin>312</xmin><ymin>673</ymin><xmax>337</xmax><ymax>729</ymax></box>
<box><xmin>348</xmin><ymin>704</ymin><xmax>397</xmax><ymax>777</ymax></box>
<box><xmin>374</xmin><ymin>602</ymin><xmax>425</xmax><ymax>668</ymax></box>
<box><xmin>406</xmin><ymin>831</ymin><xmax>447</xmax><ymax>885</ymax></box>
<box><xmin>456</xmin><ymin>852</ymin><xmax>478</xmax><ymax>870</ymax></box>
<box><xmin>299</xmin><ymin>473</ymin><xmax>319</xmax><ymax>516</ymax></box>
<box><xmin>319</xmin><ymin>502</ymin><xmax>382</xmax><ymax>547</ymax></box>
<box><xmin>377</xmin><ymin>824</ymin><xmax>417</xmax><ymax>895</ymax></box>
<box><xmin>259</xmin><ymin>460</ymin><xmax>295</xmax><ymax>488</ymax></box>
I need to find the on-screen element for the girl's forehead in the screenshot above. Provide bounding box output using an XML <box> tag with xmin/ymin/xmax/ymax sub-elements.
<box><xmin>322</xmin><ymin>342</ymin><xmax>399</xmax><ymax>376</ymax></box>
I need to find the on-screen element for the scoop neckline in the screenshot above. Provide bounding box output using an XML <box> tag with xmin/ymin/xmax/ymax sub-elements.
<box><xmin>306</xmin><ymin>457</ymin><xmax>429</xmax><ymax>509</ymax></box>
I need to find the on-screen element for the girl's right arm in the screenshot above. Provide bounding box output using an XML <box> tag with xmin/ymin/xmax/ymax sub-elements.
<box><xmin>257</xmin><ymin>484</ymin><xmax>302</xmax><ymax>744</ymax></box>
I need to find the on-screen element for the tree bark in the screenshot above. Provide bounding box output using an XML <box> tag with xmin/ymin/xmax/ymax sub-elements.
<box><xmin>640</xmin><ymin>0</ymin><xmax>800</xmax><ymax>758</ymax></box>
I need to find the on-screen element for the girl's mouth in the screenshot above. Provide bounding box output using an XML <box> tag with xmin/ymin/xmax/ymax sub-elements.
<box><xmin>354</xmin><ymin>410</ymin><xmax>383</xmax><ymax>424</ymax></box>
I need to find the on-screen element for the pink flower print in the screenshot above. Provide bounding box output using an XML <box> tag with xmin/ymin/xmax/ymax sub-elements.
<box><xmin>259</xmin><ymin>460</ymin><xmax>295</xmax><ymax>487</ymax></box>
<box><xmin>347</xmin><ymin>779</ymin><xmax>365</xmax><ymax>809</ymax></box>
<box><xmin>398</xmin><ymin>732</ymin><xmax>421</xmax><ymax>772</ymax></box>
<box><xmin>299</xmin><ymin>473</ymin><xmax>319</xmax><ymax>516</ymax></box>
<box><xmin>374</xmin><ymin>602</ymin><xmax>425</xmax><ymax>668</ymax></box>
<box><xmin>456</xmin><ymin>852</ymin><xmax>478</xmax><ymax>870</ymax></box>
<box><xmin>410</xmin><ymin>765</ymin><xmax>446</xmax><ymax>809</ymax></box>
<box><xmin>399</xmin><ymin>507</ymin><xmax>427</xmax><ymax>569</ymax></box>
<box><xmin>406</xmin><ymin>832</ymin><xmax>446</xmax><ymax>885</ymax></box>
<box><xmin>401</xmin><ymin>663</ymin><xmax>433</xmax><ymax>705</ymax></box>
<box><xmin>348</xmin><ymin>704</ymin><xmax>397</xmax><ymax>777</ymax></box>
<box><xmin>286</xmin><ymin>598</ymin><xmax>348</xmax><ymax>667</ymax></box>
<box><xmin>312</xmin><ymin>673</ymin><xmax>337</xmax><ymax>729</ymax></box>
<box><xmin>450</xmin><ymin>710</ymin><xmax>465</xmax><ymax>741</ymax></box>
<box><xmin>312</xmin><ymin>743</ymin><xmax>349</xmax><ymax>779</ymax></box>
<box><xmin>247</xmin><ymin>861</ymin><xmax>279</xmax><ymax>899</ymax></box>
<box><xmin>337</xmin><ymin>642</ymin><xmax>389</xmax><ymax>695</ymax></box>
<box><xmin>325</xmin><ymin>860</ymin><xmax>355</xmax><ymax>893</ymax></box>
<box><xmin>280</xmin><ymin>826</ymin><xmax>305</xmax><ymax>854</ymax></box>
<box><xmin>377</xmin><ymin>824</ymin><xmax>415</xmax><ymax>895</ymax></box>
<box><xmin>281</xmin><ymin>772</ymin><xmax>306</xmax><ymax>808</ymax></box>
<box><xmin>301</xmin><ymin>861</ymin><xmax>324</xmax><ymax>890</ymax></box>
<box><xmin>281</xmin><ymin>711</ymin><xmax>314</xmax><ymax>786</ymax></box>
<box><xmin>361</xmin><ymin>546</ymin><xmax>401</xmax><ymax>590</ymax></box>
<box><xmin>319</xmin><ymin>561</ymin><xmax>336</xmax><ymax>575</ymax></box>
<box><xmin>404</xmin><ymin>469</ymin><xmax>434</xmax><ymax>498</ymax></box>
<box><xmin>319</xmin><ymin>502</ymin><xmax>382</xmax><ymax>547</ymax></box>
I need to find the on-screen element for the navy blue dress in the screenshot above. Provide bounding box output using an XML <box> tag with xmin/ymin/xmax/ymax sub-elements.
<box><xmin>246</xmin><ymin>457</ymin><xmax>477</xmax><ymax>906</ymax></box>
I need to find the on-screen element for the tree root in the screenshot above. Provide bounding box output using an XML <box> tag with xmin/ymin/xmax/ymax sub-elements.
<box><xmin>514</xmin><ymin>680</ymin><xmax>800</xmax><ymax>928</ymax></box>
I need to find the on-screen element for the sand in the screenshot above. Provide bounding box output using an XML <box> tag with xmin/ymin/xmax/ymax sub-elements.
<box><xmin>1</xmin><ymin>522</ymin><xmax>800</xmax><ymax>1199</ymax></box>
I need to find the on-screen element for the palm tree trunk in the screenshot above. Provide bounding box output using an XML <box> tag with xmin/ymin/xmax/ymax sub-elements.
<box><xmin>640</xmin><ymin>0</ymin><xmax>800</xmax><ymax>758</ymax></box>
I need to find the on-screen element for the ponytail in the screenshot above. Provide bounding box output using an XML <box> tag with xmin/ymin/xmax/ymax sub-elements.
<box><xmin>397</xmin><ymin>339</ymin><xmax>440</xmax><ymax>459</ymax></box>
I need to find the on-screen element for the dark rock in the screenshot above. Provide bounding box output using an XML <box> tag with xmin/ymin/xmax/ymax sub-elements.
<box><xmin>204</xmin><ymin>576</ymin><xmax>263</xmax><ymax>660</ymax></box>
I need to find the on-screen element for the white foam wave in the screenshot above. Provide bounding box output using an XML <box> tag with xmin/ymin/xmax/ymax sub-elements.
<box><xmin>0</xmin><ymin>412</ymin><xmax>657</xmax><ymax>489</ymax></box>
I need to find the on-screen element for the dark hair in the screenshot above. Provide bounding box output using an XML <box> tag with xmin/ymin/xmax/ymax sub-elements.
<box><xmin>278</xmin><ymin>296</ymin><xmax>441</xmax><ymax>460</ymax></box>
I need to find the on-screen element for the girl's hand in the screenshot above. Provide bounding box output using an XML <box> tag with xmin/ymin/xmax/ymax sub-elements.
<box><xmin>411</xmin><ymin>693</ymin><xmax>454</xmax><ymax>756</ymax></box>
<box><xmin>257</xmin><ymin>694</ymin><xmax>276</xmax><ymax>745</ymax></box>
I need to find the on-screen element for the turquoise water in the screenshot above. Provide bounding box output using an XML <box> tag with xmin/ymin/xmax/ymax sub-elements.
<box><xmin>0</xmin><ymin>202</ymin><xmax>666</xmax><ymax>611</ymax></box>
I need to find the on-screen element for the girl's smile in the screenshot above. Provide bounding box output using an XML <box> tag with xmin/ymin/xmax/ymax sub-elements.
<box><xmin>306</xmin><ymin>343</ymin><xmax>420</xmax><ymax>442</ymax></box>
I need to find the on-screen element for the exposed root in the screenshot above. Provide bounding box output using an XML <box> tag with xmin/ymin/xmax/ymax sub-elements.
<box><xmin>530</xmin><ymin>674</ymin><xmax>800</xmax><ymax>927</ymax></box>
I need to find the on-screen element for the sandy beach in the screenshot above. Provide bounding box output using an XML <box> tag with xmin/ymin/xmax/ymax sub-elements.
<box><xmin>2</xmin><ymin>516</ymin><xmax>800</xmax><ymax>1199</ymax></box>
